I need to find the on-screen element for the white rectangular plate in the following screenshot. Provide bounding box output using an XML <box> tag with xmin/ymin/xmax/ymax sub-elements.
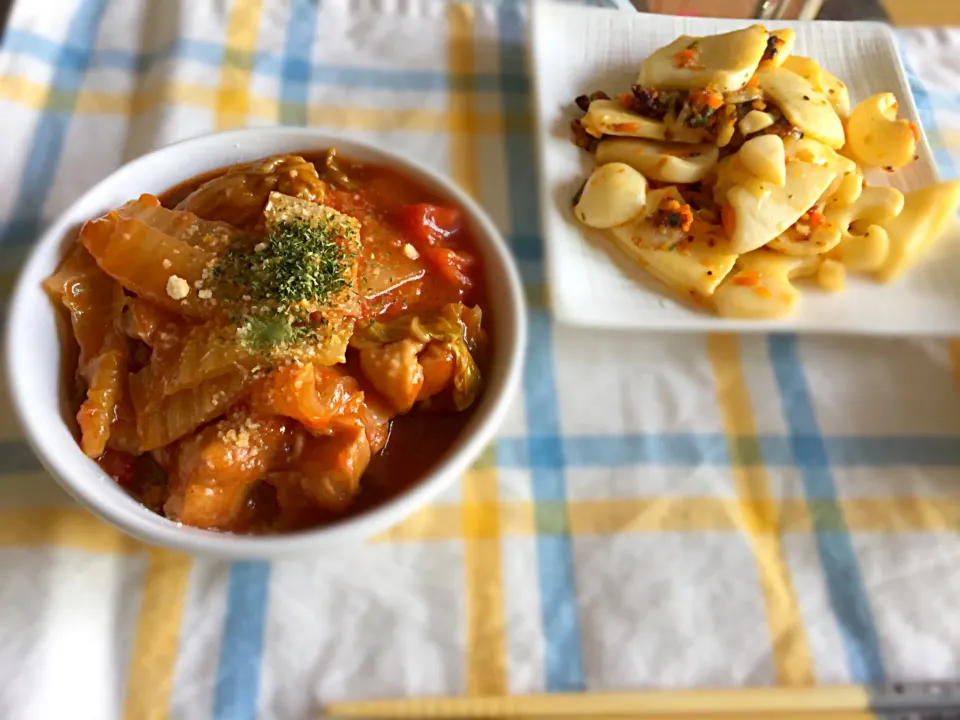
<box><xmin>531</xmin><ymin>1</ymin><xmax>960</xmax><ymax>335</ymax></box>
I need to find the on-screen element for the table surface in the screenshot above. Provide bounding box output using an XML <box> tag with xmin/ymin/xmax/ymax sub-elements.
<box><xmin>2</xmin><ymin>1</ymin><xmax>960</xmax><ymax>719</ymax></box>
<box><xmin>0</xmin><ymin>0</ymin><xmax>916</xmax><ymax>35</ymax></box>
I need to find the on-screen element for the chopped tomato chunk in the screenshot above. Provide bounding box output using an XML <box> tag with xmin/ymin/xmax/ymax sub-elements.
<box><xmin>397</xmin><ymin>203</ymin><xmax>462</xmax><ymax>247</ymax></box>
<box><xmin>429</xmin><ymin>247</ymin><xmax>476</xmax><ymax>290</ymax></box>
<box><xmin>396</xmin><ymin>203</ymin><xmax>476</xmax><ymax>293</ymax></box>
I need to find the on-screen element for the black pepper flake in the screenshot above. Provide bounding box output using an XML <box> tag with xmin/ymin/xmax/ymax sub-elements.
<box><xmin>572</xmin><ymin>179</ymin><xmax>587</xmax><ymax>207</ymax></box>
<box><xmin>574</xmin><ymin>90</ymin><xmax>609</xmax><ymax>112</ymax></box>
<box><xmin>802</xmin><ymin>95</ymin><xmax>810</xmax><ymax>101</ymax></box>
<box><xmin>707</xmin><ymin>271</ymin><xmax>713</xmax><ymax>276</ymax></box>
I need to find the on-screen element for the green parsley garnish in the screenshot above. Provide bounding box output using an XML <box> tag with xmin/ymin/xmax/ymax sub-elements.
<box><xmin>240</xmin><ymin>315</ymin><xmax>298</xmax><ymax>352</ymax></box>
<box><xmin>214</xmin><ymin>219</ymin><xmax>353</xmax><ymax>308</ymax></box>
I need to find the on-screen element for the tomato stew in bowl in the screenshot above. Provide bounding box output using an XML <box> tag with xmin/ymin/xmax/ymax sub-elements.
<box><xmin>44</xmin><ymin>150</ymin><xmax>492</xmax><ymax>534</ymax></box>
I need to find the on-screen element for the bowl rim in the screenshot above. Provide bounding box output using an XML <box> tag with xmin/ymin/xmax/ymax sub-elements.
<box><xmin>4</xmin><ymin>127</ymin><xmax>527</xmax><ymax>558</ymax></box>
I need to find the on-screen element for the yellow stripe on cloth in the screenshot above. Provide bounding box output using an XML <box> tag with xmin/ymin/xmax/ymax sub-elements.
<box><xmin>376</xmin><ymin>496</ymin><xmax>960</xmax><ymax>542</ymax></box>
<box><xmin>0</xmin><ymin>507</ymin><xmax>142</xmax><ymax>553</ymax></box>
<box><xmin>931</xmin><ymin>129</ymin><xmax>960</xmax><ymax>151</ymax></box>
<box><xmin>447</xmin><ymin>3</ymin><xmax>507</xmax><ymax>695</ymax></box>
<box><xmin>123</xmin><ymin>549</ymin><xmax>192</xmax><ymax>720</ymax></box>
<box><xmin>0</xmin><ymin>368</ymin><xmax>27</xmax><ymax>439</ymax></box>
<box><xmin>448</xmin><ymin>3</ymin><xmax>480</xmax><ymax>198</ymax></box>
<box><xmin>374</xmin><ymin>503</ymin><xmax>462</xmax><ymax>542</ymax></box>
<box><xmin>781</xmin><ymin>498</ymin><xmax>960</xmax><ymax>533</ymax></box>
<box><xmin>948</xmin><ymin>339</ymin><xmax>960</xmax><ymax>388</ymax></box>
<box><xmin>215</xmin><ymin>0</ymin><xmax>265</xmax><ymax>129</ymax></box>
<box><xmin>881</xmin><ymin>0</ymin><xmax>960</xmax><ymax>25</ymax></box>
<box><xmin>566</xmin><ymin>497</ymin><xmax>742</xmax><ymax>533</ymax></box>
<box><xmin>461</xmin><ymin>448</ymin><xmax>507</xmax><ymax>695</ymax></box>
<box><xmin>0</xmin><ymin>75</ymin><xmax>526</xmax><ymax>134</ymax></box>
<box><xmin>707</xmin><ymin>334</ymin><xmax>815</xmax><ymax>686</ymax></box>
<box><xmin>2</xmin><ymin>497</ymin><xmax>959</xmax><ymax>552</ymax></box>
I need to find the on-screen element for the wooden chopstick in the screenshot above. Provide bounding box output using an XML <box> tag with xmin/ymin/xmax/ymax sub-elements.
<box><xmin>325</xmin><ymin>713</ymin><xmax>876</xmax><ymax>720</ymax></box>
<box><xmin>324</xmin><ymin>686</ymin><xmax>872</xmax><ymax>717</ymax></box>
<box><xmin>326</xmin><ymin>715</ymin><xmax>875</xmax><ymax>720</ymax></box>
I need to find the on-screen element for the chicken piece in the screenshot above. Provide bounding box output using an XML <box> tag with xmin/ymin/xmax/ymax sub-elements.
<box><xmin>264</xmin><ymin>471</ymin><xmax>325</xmax><ymax>531</ymax></box>
<box><xmin>165</xmin><ymin>410</ymin><xmax>293</xmax><ymax>530</ymax></box>
<box><xmin>293</xmin><ymin>418</ymin><xmax>371</xmax><ymax>512</ymax></box>
<box><xmin>418</xmin><ymin>342</ymin><xmax>456</xmax><ymax>400</ymax></box>
<box><xmin>174</xmin><ymin>155</ymin><xmax>327</xmax><ymax>229</ymax></box>
<box><xmin>251</xmin><ymin>364</ymin><xmax>364</xmax><ymax>432</ymax></box>
<box><xmin>358</xmin><ymin>394</ymin><xmax>395</xmax><ymax>454</ymax></box>
<box><xmin>358</xmin><ymin>338</ymin><xmax>425</xmax><ymax>413</ymax></box>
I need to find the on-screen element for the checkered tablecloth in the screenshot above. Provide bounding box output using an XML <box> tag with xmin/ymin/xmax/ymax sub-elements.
<box><xmin>2</xmin><ymin>1</ymin><xmax>960</xmax><ymax>719</ymax></box>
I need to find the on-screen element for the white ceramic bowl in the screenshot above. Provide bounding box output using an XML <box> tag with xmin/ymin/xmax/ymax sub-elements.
<box><xmin>5</xmin><ymin>128</ymin><xmax>527</xmax><ymax>559</ymax></box>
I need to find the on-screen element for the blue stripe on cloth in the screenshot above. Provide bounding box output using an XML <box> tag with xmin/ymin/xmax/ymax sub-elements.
<box><xmin>209</xmin><ymin>7</ymin><xmax>317</xmax><ymax>718</ymax></box>
<box><xmin>898</xmin><ymin>40</ymin><xmax>959</xmax><ymax>180</ymax></box>
<box><xmin>0</xmin><ymin>0</ymin><xmax>108</xmax><ymax>249</ymax></box>
<box><xmin>0</xmin><ymin>29</ymin><xmax>529</xmax><ymax>95</ymax></box>
<box><xmin>495</xmin><ymin>434</ymin><xmax>960</xmax><ymax>469</ymax></box>
<box><xmin>278</xmin><ymin>0</ymin><xmax>318</xmax><ymax>124</ymax></box>
<box><xmin>3</xmin><ymin>434</ymin><xmax>960</xmax><ymax>476</ymax></box>
<box><xmin>498</xmin><ymin>0</ymin><xmax>584</xmax><ymax>692</ymax></box>
<box><xmin>769</xmin><ymin>335</ymin><xmax>886</xmax><ymax>683</ymax></box>
<box><xmin>0</xmin><ymin>440</ymin><xmax>50</xmax><ymax>473</ymax></box>
<box><xmin>510</xmin><ymin>234</ymin><xmax>543</xmax><ymax>262</ymax></box>
<box><xmin>912</xmin><ymin>90</ymin><xmax>960</xmax><ymax>114</ymax></box>
<box><xmin>212</xmin><ymin>562</ymin><xmax>271</xmax><ymax>720</ymax></box>
<box><xmin>525</xmin><ymin>316</ymin><xmax>586</xmax><ymax>691</ymax></box>
<box><xmin>509</xmin><ymin>233</ymin><xmax>543</xmax><ymax>286</ymax></box>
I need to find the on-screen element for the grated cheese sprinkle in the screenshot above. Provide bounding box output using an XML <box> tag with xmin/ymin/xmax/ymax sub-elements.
<box><xmin>165</xmin><ymin>275</ymin><xmax>190</xmax><ymax>300</ymax></box>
